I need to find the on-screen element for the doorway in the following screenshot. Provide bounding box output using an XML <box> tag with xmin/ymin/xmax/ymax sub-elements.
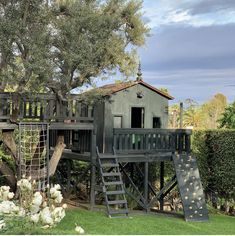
<box><xmin>131</xmin><ymin>107</ymin><xmax>144</xmax><ymax>128</ymax></box>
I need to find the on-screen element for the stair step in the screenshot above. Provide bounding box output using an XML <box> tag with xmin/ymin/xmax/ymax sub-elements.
<box><xmin>101</xmin><ymin>163</ymin><xmax>119</xmax><ymax>168</ymax></box>
<box><xmin>103</xmin><ymin>172</ymin><xmax>121</xmax><ymax>177</ymax></box>
<box><xmin>104</xmin><ymin>181</ymin><xmax>123</xmax><ymax>186</ymax></box>
<box><xmin>108</xmin><ymin>200</ymin><xmax>127</xmax><ymax>205</ymax></box>
<box><xmin>99</xmin><ymin>155</ymin><xmax>116</xmax><ymax>159</ymax></box>
<box><xmin>106</xmin><ymin>190</ymin><xmax>125</xmax><ymax>195</ymax></box>
<box><xmin>109</xmin><ymin>209</ymin><xmax>128</xmax><ymax>215</ymax></box>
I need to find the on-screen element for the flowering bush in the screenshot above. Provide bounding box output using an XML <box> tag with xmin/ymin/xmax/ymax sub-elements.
<box><xmin>0</xmin><ymin>178</ymin><xmax>67</xmax><ymax>231</ymax></box>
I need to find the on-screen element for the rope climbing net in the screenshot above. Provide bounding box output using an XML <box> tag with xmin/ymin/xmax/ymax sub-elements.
<box><xmin>19</xmin><ymin>123</ymin><xmax>49</xmax><ymax>190</ymax></box>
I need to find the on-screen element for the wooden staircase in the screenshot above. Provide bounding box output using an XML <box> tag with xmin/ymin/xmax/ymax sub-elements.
<box><xmin>96</xmin><ymin>148</ymin><xmax>129</xmax><ymax>218</ymax></box>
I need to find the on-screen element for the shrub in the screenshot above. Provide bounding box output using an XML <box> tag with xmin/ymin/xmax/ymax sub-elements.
<box><xmin>192</xmin><ymin>130</ymin><xmax>235</xmax><ymax>209</ymax></box>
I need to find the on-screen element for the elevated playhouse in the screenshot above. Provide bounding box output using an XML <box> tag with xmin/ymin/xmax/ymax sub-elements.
<box><xmin>0</xmin><ymin>76</ymin><xmax>208</xmax><ymax>221</ymax></box>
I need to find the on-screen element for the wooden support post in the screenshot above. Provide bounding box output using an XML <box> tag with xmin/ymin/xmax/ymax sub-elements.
<box><xmin>160</xmin><ymin>161</ymin><xmax>164</xmax><ymax>211</ymax></box>
<box><xmin>180</xmin><ymin>102</ymin><xmax>183</xmax><ymax>129</ymax></box>
<box><xmin>90</xmin><ymin>129</ymin><xmax>97</xmax><ymax>210</ymax></box>
<box><xmin>144</xmin><ymin>162</ymin><xmax>149</xmax><ymax>212</ymax></box>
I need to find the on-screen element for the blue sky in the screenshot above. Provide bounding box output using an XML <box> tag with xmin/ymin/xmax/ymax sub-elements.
<box><xmin>138</xmin><ymin>0</ymin><xmax>235</xmax><ymax>104</ymax></box>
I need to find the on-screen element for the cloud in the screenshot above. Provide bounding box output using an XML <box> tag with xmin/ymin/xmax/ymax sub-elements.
<box><xmin>139</xmin><ymin>23</ymin><xmax>235</xmax><ymax>71</ymax></box>
<box><xmin>188</xmin><ymin>0</ymin><xmax>235</xmax><ymax>15</ymax></box>
<box><xmin>138</xmin><ymin>22</ymin><xmax>235</xmax><ymax>103</ymax></box>
<box><xmin>143</xmin><ymin>0</ymin><xmax>235</xmax><ymax>27</ymax></box>
<box><xmin>143</xmin><ymin>69</ymin><xmax>235</xmax><ymax>104</ymax></box>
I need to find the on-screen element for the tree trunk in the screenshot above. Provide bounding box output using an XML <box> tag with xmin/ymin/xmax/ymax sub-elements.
<box><xmin>48</xmin><ymin>134</ymin><xmax>66</xmax><ymax>176</ymax></box>
<box><xmin>28</xmin><ymin>134</ymin><xmax>66</xmax><ymax>180</ymax></box>
<box><xmin>0</xmin><ymin>160</ymin><xmax>16</xmax><ymax>191</ymax></box>
<box><xmin>2</xmin><ymin>130</ymin><xmax>18</xmax><ymax>163</ymax></box>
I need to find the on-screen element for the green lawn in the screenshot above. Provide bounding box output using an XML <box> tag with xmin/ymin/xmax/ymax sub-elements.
<box><xmin>3</xmin><ymin>209</ymin><xmax>235</xmax><ymax>235</ymax></box>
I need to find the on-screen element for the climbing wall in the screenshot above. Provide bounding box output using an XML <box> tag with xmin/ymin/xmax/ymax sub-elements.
<box><xmin>173</xmin><ymin>154</ymin><xmax>209</xmax><ymax>222</ymax></box>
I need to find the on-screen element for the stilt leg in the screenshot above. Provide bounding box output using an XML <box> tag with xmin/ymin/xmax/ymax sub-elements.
<box><xmin>160</xmin><ymin>161</ymin><xmax>164</xmax><ymax>211</ymax></box>
<box><xmin>144</xmin><ymin>162</ymin><xmax>149</xmax><ymax>212</ymax></box>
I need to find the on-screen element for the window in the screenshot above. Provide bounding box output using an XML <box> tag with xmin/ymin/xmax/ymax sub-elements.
<box><xmin>114</xmin><ymin>116</ymin><xmax>122</xmax><ymax>128</ymax></box>
<box><xmin>153</xmin><ymin>117</ymin><xmax>161</xmax><ymax>128</ymax></box>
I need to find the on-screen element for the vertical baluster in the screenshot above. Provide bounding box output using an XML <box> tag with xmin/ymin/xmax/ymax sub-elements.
<box><xmin>124</xmin><ymin>134</ymin><xmax>128</xmax><ymax>151</ymax></box>
<box><xmin>23</xmin><ymin>100</ymin><xmax>27</xmax><ymax>118</ymax></box>
<box><xmin>113</xmin><ymin>132</ymin><xmax>117</xmax><ymax>150</ymax></box>
<box><xmin>118</xmin><ymin>134</ymin><xmax>123</xmax><ymax>151</ymax></box>
<box><xmin>145</xmin><ymin>133</ymin><xmax>149</xmax><ymax>151</ymax></box>
<box><xmin>28</xmin><ymin>101</ymin><xmax>32</xmax><ymax>117</ymax></box>
<box><xmin>140</xmin><ymin>134</ymin><xmax>144</xmax><ymax>150</ymax></box>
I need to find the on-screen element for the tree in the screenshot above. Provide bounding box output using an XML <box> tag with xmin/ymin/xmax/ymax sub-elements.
<box><xmin>183</xmin><ymin>99</ymin><xmax>204</xmax><ymax>129</ymax></box>
<box><xmin>201</xmin><ymin>93</ymin><xmax>227</xmax><ymax>129</ymax></box>
<box><xmin>218</xmin><ymin>102</ymin><xmax>235</xmax><ymax>129</ymax></box>
<box><xmin>0</xmin><ymin>0</ymin><xmax>149</xmax><ymax>188</ymax></box>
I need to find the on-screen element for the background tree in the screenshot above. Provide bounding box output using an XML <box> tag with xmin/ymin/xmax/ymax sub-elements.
<box><xmin>219</xmin><ymin>102</ymin><xmax>235</xmax><ymax>129</ymax></box>
<box><xmin>0</xmin><ymin>0</ymin><xmax>149</xmax><ymax>188</ymax></box>
<box><xmin>201</xmin><ymin>93</ymin><xmax>227</xmax><ymax>129</ymax></box>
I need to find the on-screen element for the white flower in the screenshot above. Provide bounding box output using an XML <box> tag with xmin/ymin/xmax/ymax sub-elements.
<box><xmin>62</xmin><ymin>204</ymin><xmax>67</xmax><ymax>209</ymax></box>
<box><xmin>0</xmin><ymin>220</ymin><xmax>5</xmax><ymax>230</ymax></box>
<box><xmin>1</xmin><ymin>186</ymin><xmax>10</xmax><ymax>192</ymax></box>
<box><xmin>50</xmin><ymin>188</ymin><xmax>63</xmax><ymax>203</ymax></box>
<box><xmin>30</xmin><ymin>214</ymin><xmax>40</xmax><ymax>223</ymax></box>
<box><xmin>40</xmin><ymin>207</ymin><xmax>54</xmax><ymax>225</ymax></box>
<box><xmin>17</xmin><ymin>179</ymin><xmax>32</xmax><ymax>191</ymax></box>
<box><xmin>54</xmin><ymin>192</ymin><xmax>63</xmax><ymax>204</ymax></box>
<box><xmin>75</xmin><ymin>226</ymin><xmax>85</xmax><ymax>234</ymax></box>
<box><xmin>32</xmin><ymin>192</ymin><xmax>43</xmax><ymax>206</ymax></box>
<box><xmin>0</xmin><ymin>186</ymin><xmax>10</xmax><ymax>201</ymax></box>
<box><xmin>41</xmin><ymin>224</ymin><xmax>50</xmax><ymax>229</ymax></box>
<box><xmin>7</xmin><ymin>192</ymin><xmax>14</xmax><ymax>200</ymax></box>
<box><xmin>51</xmin><ymin>207</ymin><xmax>65</xmax><ymax>223</ymax></box>
<box><xmin>30</xmin><ymin>204</ymin><xmax>40</xmax><ymax>214</ymax></box>
<box><xmin>17</xmin><ymin>207</ymin><xmax>25</xmax><ymax>217</ymax></box>
<box><xmin>54</xmin><ymin>184</ymin><xmax>61</xmax><ymax>190</ymax></box>
<box><xmin>42</xmin><ymin>201</ymin><xmax>48</xmax><ymax>208</ymax></box>
<box><xmin>0</xmin><ymin>200</ymin><xmax>20</xmax><ymax>216</ymax></box>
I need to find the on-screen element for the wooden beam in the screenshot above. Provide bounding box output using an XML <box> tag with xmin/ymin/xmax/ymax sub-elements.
<box><xmin>160</xmin><ymin>161</ymin><xmax>164</xmax><ymax>211</ymax></box>
<box><xmin>144</xmin><ymin>162</ymin><xmax>149</xmax><ymax>212</ymax></box>
<box><xmin>89</xmin><ymin>131</ymin><xmax>97</xmax><ymax>210</ymax></box>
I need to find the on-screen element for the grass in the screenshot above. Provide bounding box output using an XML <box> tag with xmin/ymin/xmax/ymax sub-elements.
<box><xmin>2</xmin><ymin>208</ymin><xmax>235</xmax><ymax>235</ymax></box>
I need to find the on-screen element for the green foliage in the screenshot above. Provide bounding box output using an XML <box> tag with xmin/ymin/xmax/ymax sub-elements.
<box><xmin>218</xmin><ymin>102</ymin><xmax>235</xmax><ymax>129</ymax></box>
<box><xmin>192</xmin><ymin>130</ymin><xmax>235</xmax><ymax>201</ymax></box>
<box><xmin>0</xmin><ymin>0</ymin><xmax>149</xmax><ymax>96</ymax></box>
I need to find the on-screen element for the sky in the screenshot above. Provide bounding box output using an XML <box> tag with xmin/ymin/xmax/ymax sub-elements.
<box><xmin>137</xmin><ymin>0</ymin><xmax>235</xmax><ymax>104</ymax></box>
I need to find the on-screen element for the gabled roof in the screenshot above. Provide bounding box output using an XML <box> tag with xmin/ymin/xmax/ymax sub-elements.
<box><xmin>96</xmin><ymin>80</ymin><xmax>174</xmax><ymax>100</ymax></box>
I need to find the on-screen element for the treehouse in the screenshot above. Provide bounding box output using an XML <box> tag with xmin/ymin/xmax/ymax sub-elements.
<box><xmin>0</xmin><ymin>75</ymin><xmax>208</xmax><ymax>222</ymax></box>
<box><xmin>90</xmin><ymin>79</ymin><xmax>174</xmax><ymax>153</ymax></box>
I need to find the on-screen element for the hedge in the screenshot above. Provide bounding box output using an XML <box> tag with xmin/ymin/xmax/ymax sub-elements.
<box><xmin>192</xmin><ymin>130</ymin><xmax>235</xmax><ymax>202</ymax></box>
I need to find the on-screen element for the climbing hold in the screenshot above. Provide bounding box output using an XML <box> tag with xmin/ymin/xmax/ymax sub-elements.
<box><xmin>185</xmin><ymin>196</ymin><xmax>188</xmax><ymax>200</ymax></box>
<box><xmin>189</xmin><ymin>206</ymin><xmax>192</xmax><ymax>210</ymax></box>
<box><xmin>194</xmin><ymin>210</ymin><xmax>198</xmax><ymax>214</ymax></box>
<box><xmin>191</xmin><ymin>200</ymin><xmax>195</xmax><ymax>203</ymax></box>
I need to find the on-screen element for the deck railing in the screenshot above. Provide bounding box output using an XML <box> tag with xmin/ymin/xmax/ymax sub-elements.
<box><xmin>0</xmin><ymin>93</ymin><xmax>94</xmax><ymax>122</ymax></box>
<box><xmin>113</xmin><ymin>128</ymin><xmax>192</xmax><ymax>154</ymax></box>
